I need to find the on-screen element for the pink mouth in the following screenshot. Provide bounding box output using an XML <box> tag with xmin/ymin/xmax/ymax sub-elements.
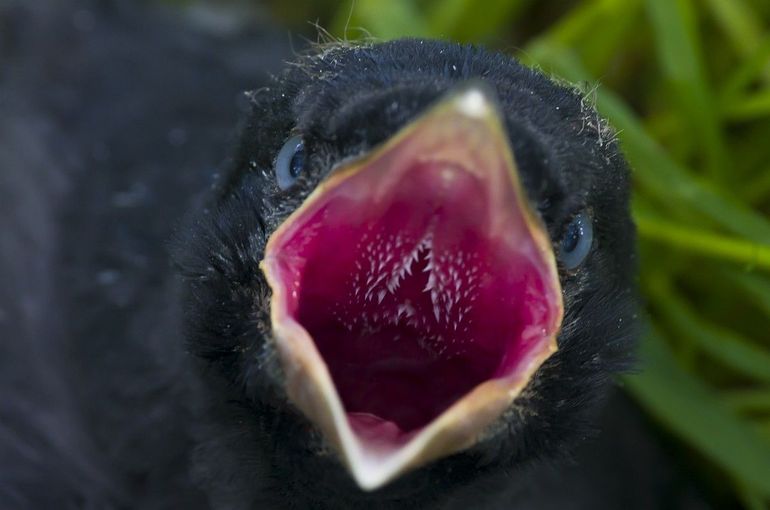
<box><xmin>261</xmin><ymin>87</ymin><xmax>562</xmax><ymax>487</ymax></box>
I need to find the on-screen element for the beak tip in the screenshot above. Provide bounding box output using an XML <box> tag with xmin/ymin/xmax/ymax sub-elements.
<box><xmin>343</xmin><ymin>454</ymin><xmax>392</xmax><ymax>492</ymax></box>
<box><xmin>452</xmin><ymin>83</ymin><xmax>497</xmax><ymax>120</ymax></box>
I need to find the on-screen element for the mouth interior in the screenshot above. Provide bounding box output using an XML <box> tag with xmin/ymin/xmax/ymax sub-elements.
<box><xmin>270</xmin><ymin>160</ymin><xmax>556</xmax><ymax>450</ymax></box>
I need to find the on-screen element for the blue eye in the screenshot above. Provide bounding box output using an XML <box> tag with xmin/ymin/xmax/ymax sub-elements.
<box><xmin>275</xmin><ymin>135</ymin><xmax>305</xmax><ymax>190</ymax></box>
<box><xmin>559</xmin><ymin>212</ymin><xmax>593</xmax><ymax>270</ymax></box>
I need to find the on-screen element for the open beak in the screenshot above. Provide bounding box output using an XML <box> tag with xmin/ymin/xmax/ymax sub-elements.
<box><xmin>260</xmin><ymin>85</ymin><xmax>563</xmax><ymax>490</ymax></box>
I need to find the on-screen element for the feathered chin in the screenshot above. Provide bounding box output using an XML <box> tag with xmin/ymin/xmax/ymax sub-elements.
<box><xmin>261</xmin><ymin>85</ymin><xmax>563</xmax><ymax>490</ymax></box>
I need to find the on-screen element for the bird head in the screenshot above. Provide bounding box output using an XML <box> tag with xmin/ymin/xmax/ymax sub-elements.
<box><xmin>177</xmin><ymin>39</ymin><xmax>638</xmax><ymax>498</ymax></box>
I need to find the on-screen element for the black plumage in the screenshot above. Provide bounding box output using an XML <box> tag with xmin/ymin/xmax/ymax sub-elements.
<box><xmin>1</xmin><ymin>2</ymin><xmax>711</xmax><ymax>509</ymax></box>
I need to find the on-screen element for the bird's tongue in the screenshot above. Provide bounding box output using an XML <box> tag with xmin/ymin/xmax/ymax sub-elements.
<box><xmin>261</xmin><ymin>86</ymin><xmax>562</xmax><ymax>490</ymax></box>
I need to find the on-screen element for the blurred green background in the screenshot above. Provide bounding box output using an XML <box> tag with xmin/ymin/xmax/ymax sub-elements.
<box><xmin>190</xmin><ymin>0</ymin><xmax>770</xmax><ymax>506</ymax></box>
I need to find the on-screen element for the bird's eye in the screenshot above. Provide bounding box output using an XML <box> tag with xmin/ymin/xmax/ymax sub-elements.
<box><xmin>559</xmin><ymin>212</ymin><xmax>593</xmax><ymax>270</ymax></box>
<box><xmin>275</xmin><ymin>135</ymin><xmax>305</xmax><ymax>190</ymax></box>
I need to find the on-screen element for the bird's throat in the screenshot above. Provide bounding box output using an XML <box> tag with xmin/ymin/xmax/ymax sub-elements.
<box><xmin>294</xmin><ymin>159</ymin><xmax>552</xmax><ymax>438</ymax></box>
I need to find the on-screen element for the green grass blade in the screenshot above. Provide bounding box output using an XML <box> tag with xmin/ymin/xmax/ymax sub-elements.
<box><xmin>525</xmin><ymin>0</ymin><xmax>641</xmax><ymax>75</ymax></box>
<box><xmin>723</xmin><ymin>388</ymin><xmax>770</xmax><ymax>413</ymax></box>
<box><xmin>649</xmin><ymin>279</ymin><xmax>770</xmax><ymax>383</ymax></box>
<box><xmin>426</xmin><ymin>0</ymin><xmax>529</xmax><ymax>42</ymax></box>
<box><xmin>635</xmin><ymin>211</ymin><xmax>770</xmax><ymax>271</ymax></box>
<box><xmin>521</xmin><ymin>44</ymin><xmax>770</xmax><ymax>244</ymax></box>
<box><xmin>702</xmin><ymin>0</ymin><xmax>763</xmax><ymax>57</ymax></box>
<box><xmin>624</xmin><ymin>327</ymin><xmax>770</xmax><ymax>497</ymax></box>
<box><xmin>742</xmin><ymin>167</ymin><xmax>770</xmax><ymax>205</ymax></box>
<box><xmin>331</xmin><ymin>0</ymin><xmax>430</xmax><ymax>40</ymax></box>
<box><xmin>720</xmin><ymin>35</ymin><xmax>770</xmax><ymax>102</ymax></box>
<box><xmin>645</xmin><ymin>0</ymin><xmax>728</xmax><ymax>181</ymax></box>
<box><xmin>579</xmin><ymin>0</ymin><xmax>642</xmax><ymax>74</ymax></box>
<box><xmin>722</xmin><ymin>269</ymin><xmax>770</xmax><ymax>317</ymax></box>
<box><xmin>723</xmin><ymin>89</ymin><xmax>770</xmax><ymax>121</ymax></box>
<box><xmin>530</xmin><ymin>0</ymin><xmax>607</xmax><ymax>47</ymax></box>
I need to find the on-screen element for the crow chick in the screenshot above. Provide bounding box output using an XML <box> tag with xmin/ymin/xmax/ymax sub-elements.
<box><xmin>175</xmin><ymin>39</ymin><xmax>639</xmax><ymax>508</ymax></box>
<box><xmin>0</xmin><ymin>4</ymin><xmax>648</xmax><ymax>509</ymax></box>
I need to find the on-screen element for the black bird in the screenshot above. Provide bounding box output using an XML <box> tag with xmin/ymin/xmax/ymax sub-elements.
<box><xmin>4</xmin><ymin>2</ymin><xmax>714</xmax><ymax>509</ymax></box>
<box><xmin>174</xmin><ymin>39</ymin><xmax>639</xmax><ymax>507</ymax></box>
